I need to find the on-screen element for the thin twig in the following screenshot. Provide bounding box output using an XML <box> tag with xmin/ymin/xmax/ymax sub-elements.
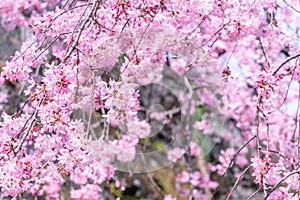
<box><xmin>14</xmin><ymin>97</ymin><xmax>44</xmax><ymax>155</ymax></box>
<box><xmin>62</xmin><ymin>0</ymin><xmax>100</xmax><ymax>63</ymax></box>
<box><xmin>272</xmin><ymin>53</ymin><xmax>300</xmax><ymax>76</ymax></box>
<box><xmin>264</xmin><ymin>170</ymin><xmax>300</xmax><ymax>199</ymax></box>
<box><xmin>135</xmin><ymin>5</ymin><xmax>161</xmax><ymax>50</ymax></box>
<box><xmin>225</xmin><ymin>41</ymin><xmax>238</xmax><ymax>67</ymax></box>
<box><xmin>292</xmin><ymin>81</ymin><xmax>300</xmax><ymax>141</ymax></box>
<box><xmin>247</xmin><ymin>186</ymin><xmax>262</xmax><ymax>200</ymax></box>
<box><xmin>268</xmin><ymin>64</ymin><xmax>297</xmax><ymax>114</ymax></box>
<box><xmin>222</xmin><ymin>135</ymin><xmax>256</xmax><ymax>176</ymax></box>
<box><xmin>14</xmin><ymin>3</ymin><xmax>92</xmax><ymax>61</ymax></box>
<box><xmin>259</xmin><ymin>147</ymin><xmax>295</xmax><ymax>167</ymax></box>
<box><xmin>297</xmin><ymin>82</ymin><xmax>300</xmax><ymax>199</ymax></box>
<box><xmin>283</xmin><ymin>0</ymin><xmax>300</xmax><ymax>13</ymax></box>
<box><xmin>226</xmin><ymin>165</ymin><xmax>251</xmax><ymax>200</ymax></box>
<box><xmin>258</xmin><ymin>107</ymin><xmax>270</xmax><ymax>152</ymax></box>
<box><xmin>255</xmin><ymin>96</ymin><xmax>263</xmax><ymax>157</ymax></box>
<box><xmin>257</xmin><ymin>37</ymin><xmax>271</xmax><ymax>69</ymax></box>
<box><xmin>32</xmin><ymin>32</ymin><xmax>72</xmax><ymax>63</ymax></box>
<box><xmin>140</xmin><ymin>153</ymin><xmax>164</xmax><ymax>198</ymax></box>
<box><xmin>198</xmin><ymin>155</ymin><xmax>213</xmax><ymax>198</ymax></box>
<box><xmin>86</xmin><ymin>70</ymin><xmax>96</xmax><ymax>139</ymax></box>
<box><xmin>201</xmin><ymin>21</ymin><xmax>230</xmax><ymax>47</ymax></box>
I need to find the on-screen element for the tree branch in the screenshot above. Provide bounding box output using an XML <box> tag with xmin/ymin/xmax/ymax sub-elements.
<box><xmin>272</xmin><ymin>53</ymin><xmax>300</xmax><ymax>76</ymax></box>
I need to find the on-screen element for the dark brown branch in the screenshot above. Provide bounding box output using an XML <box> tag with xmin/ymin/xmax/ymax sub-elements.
<box><xmin>257</xmin><ymin>37</ymin><xmax>271</xmax><ymax>69</ymax></box>
<box><xmin>264</xmin><ymin>170</ymin><xmax>300</xmax><ymax>199</ymax></box>
<box><xmin>272</xmin><ymin>53</ymin><xmax>300</xmax><ymax>76</ymax></box>
<box><xmin>14</xmin><ymin>97</ymin><xmax>44</xmax><ymax>155</ymax></box>
<box><xmin>62</xmin><ymin>0</ymin><xmax>100</xmax><ymax>63</ymax></box>
<box><xmin>283</xmin><ymin>0</ymin><xmax>300</xmax><ymax>13</ymax></box>
<box><xmin>259</xmin><ymin>147</ymin><xmax>295</xmax><ymax>167</ymax></box>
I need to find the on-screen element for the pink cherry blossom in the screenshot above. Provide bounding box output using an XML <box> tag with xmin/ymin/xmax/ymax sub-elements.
<box><xmin>0</xmin><ymin>0</ymin><xmax>299</xmax><ymax>199</ymax></box>
<box><xmin>167</xmin><ymin>147</ymin><xmax>185</xmax><ymax>163</ymax></box>
<box><xmin>189</xmin><ymin>141</ymin><xmax>201</xmax><ymax>156</ymax></box>
<box><xmin>164</xmin><ymin>194</ymin><xmax>177</xmax><ymax>200</ymax></box>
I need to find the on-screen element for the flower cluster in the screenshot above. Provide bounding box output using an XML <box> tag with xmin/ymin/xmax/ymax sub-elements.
<box><xmin>0</xmin><ymin>0</ymin><xmax>299</xmax><ymax>199</ymax></box>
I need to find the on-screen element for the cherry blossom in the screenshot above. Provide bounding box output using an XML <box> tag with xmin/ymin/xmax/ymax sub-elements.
<box><xmin>0</xmin><ymin>0</ymin><xmax>299</xmax><ymax>199</ymax></box>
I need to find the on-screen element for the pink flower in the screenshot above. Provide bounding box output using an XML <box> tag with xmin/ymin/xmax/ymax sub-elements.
<box><xmin>192</xmin><ymin>190</ymin><xmax>208</xmax><ymax>200</ymax></box>
<box><xmin>164</xmin><ymin>194</ymin><xmax>177</xmax><ymax>200</ymax></box>
<box><xmin>114</xmin><ymin>135</ymin><xmax>139</xmax><ymax>162</ymax></box>
<box><xmin>176</xmin><ymin>171</ymin><xmax>190</xmax><ymax>183</ymax></box>
<box><xmin>194</xmin><ymin>120</ymin><xmax>211</xmax><ymax>135</ymax></box>
<box><xmin>71</xmin><ymin>184</ymin><xmax>101</xmax><ymax>200</ymax></box>
<box><xmin>216</xmin><ymin>148</ymin><xmax>235</xmax><ymax>175</ymax></box>
<box><xmin>189</xmin><ymin>141</ymin><xmax>201</xmax><ymax>156</ymax></box>
<box><xmin>126</xmin><ymin>120</ymin><xmax>151</xmax><ymax>138</ymax></box>
<box><xmin>167</xmin><ymin>147</ymin><xmax>185</xmax><ymax>163</ymax></box>
<box><xmin>251</xmin><ymin>156</ymin><xmax>275</xmax><ymax>185</ymax></box>
<box><xmin>170</xmin><ymin>58</ymin><xmax>187</xmax><ymax>75</ymax></box>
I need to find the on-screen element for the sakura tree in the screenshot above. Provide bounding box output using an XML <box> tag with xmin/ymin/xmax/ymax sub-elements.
<box><xmin>0</xmin><ymin>0</ymin><xmax>299</xmax><ymax>199</ymax></box>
